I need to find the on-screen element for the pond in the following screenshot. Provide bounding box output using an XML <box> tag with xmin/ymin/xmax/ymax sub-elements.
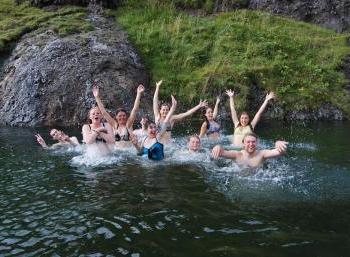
<box><xmin>0</xmin><ymin>121</ymin><xmax>349</xmax><ymax>256</ymax></box>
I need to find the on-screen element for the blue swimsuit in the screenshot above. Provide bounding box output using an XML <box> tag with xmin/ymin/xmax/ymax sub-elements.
<box><xmin>206</xmin><ymin>121</ymin><xmax>221</xmax><ymax>136</ymax></box>
<box><xmin>140</xmin><ymin>138</ymin><xmax>164</xmax><ymax>161</ymax></box>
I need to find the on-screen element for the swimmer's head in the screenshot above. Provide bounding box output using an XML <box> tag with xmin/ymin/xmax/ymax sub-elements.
<box><xmin>140</xmin><ymin>116</ymin><xmax>149</xmax><ymax>127</ymax></box>
<box><xmin>145</xmin><ymin>121</ymin><xmax>157</xmax><ymax>138</ymax></box>
<box><xmin>239</xmin><ymin>112</ymin><xmax>250</xmax><ymax>126</ymax></box>
<box><xmin>188</xmin><ymin>135</ymin><xmax>201</xmax><ymax>152</ymax></box>
<box><xmin>242</xmin><ymin>132</ymin><xmax>258</xmax><ymax>153</ymax></box>
<box><xmin>88</xmin><ymin>107</ymin><xmax>103</xmax><ymax>124</ymax></box>
<box><xmin>159</xmin><ymin>103</ymin><xmax>170</xmax><ymax>118</ymax></box>
<box><xmin>115</xmin><ymin>108</ymin><xmax>128</xmax><ymax>125</ymax></box>
<box><xmin>204</xmin><ymin>107</ymin><xmax>214</xmax><ymax>121</ymax></box>
<box><xmin>50</xmin><ymin>129</ymin><xmax>61</xmax><ymax>140</ymax></box>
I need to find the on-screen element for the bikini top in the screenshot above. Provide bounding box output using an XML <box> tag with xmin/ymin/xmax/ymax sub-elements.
<box><xmin>234</xmin><ymin>124</ymin><xmax>253</xmax><ymax>136</ymax></box>
<box><xmin>115</xmin><ymin>125</ymin><xmax>130</xmax><ymax>142</ymax></box>
<box><xmin>140</xmin><ymin>137</ymin><xmax>164</xmax><ymax>161</ymax></box>
<box><xmin>206</xmin><ymin>121</ymin><xmax>221</xmax><ymax>136</ymax></box>
<box><xmin>156</xmin><ymin>121</ymin><xmax>172</xmax><ymax>132</ymax></box>
<box><xmin>88</xmin><ymin>123</ymin><xmax>106</xmax><ymax>143</ymax></box>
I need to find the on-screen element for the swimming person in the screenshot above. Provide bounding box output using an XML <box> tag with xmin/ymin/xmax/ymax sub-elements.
<box><xmin>133</xmin><ymin>116</ymin><xmax>149</xmax><ymax>143</ymax></box>
<box><xmin>226</xmin><ymin>89</ymin><xmax>276</xmax><ymax>147</ymax></box>
<box><xmin>132</xmin><ymin>95</ymin><xmax>177</xmax><ymax>160</ymax></box>
<box><xmin>153</xmin><ymin>80</ymin><xmax>207</xmax><ymax>144</ymax></box>
<box><xmin>199</xmin><ymin>97</ymin><xmax>221</xmax><ymax>140</ymax></box>
<box><xmin>35</xmin><ymin>129</ymin><xmax>79</xmax><ymax>149</ymax></box>
<box><xmin>82</xmin><ymin>107</ymin><xmax>115</xmax><ymax>157</ymax></box>
<box><xmin>187</xmin><ymin>134</ymin><xmax>201</xmax><ymax>153</ymax></box>
<box><xmin>93</xmin><ymin>83</ymin><xmax>144</xmax><ymax>149</ymax></box>
<box><xmin>211</xmin><ymin>132</ymin><xmax>288</xmax><ymax>168</ymax></box>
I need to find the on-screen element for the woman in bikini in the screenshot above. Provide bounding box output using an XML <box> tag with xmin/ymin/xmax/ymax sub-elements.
<box><xmin>199</xmin><ymin>97</ymin><xmax>221</xmax><ymax>140</ymax></box>
<box><xmin>226</xmin><ymin>89</ymin><xmax>275</xmax><ymax>147</ymax></box>
<box><xmin>93</xmin><ymin>84</ymin><xmax>144</xmax><ymax>149</ymax></box>
<box><xmin>82</xmin><ymin>107</ymin><xmax>115</xmax><ymax>157</ymax></box>
<box><xmin>153</xmin><ymin>80</ymin><xmax>207</xmax><ymax>144</ymax></box>
<box><xmin>132</xmin><ymin>96</ymin><xmax>177</xmax><ymax>161</ymax></box>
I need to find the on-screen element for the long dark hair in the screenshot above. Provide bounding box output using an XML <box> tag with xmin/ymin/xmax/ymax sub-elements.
<box><xmin>203</xmin><ymin>108</ymin><xmax>211</xmax><ymax>130</ymax></box>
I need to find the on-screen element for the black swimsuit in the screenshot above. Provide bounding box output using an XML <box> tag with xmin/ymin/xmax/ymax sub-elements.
<box><xmin>89</xmin><ymin>123</ymin><xmax>106</xmax><ymax>143</ymax></box>
<box><xmin>115</xmin><ymin>125</ymin><xmax>130</xmax><ymax>142</ymax></box>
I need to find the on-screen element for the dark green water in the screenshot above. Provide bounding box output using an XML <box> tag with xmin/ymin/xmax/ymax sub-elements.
<box><xmin>0</xmin><ymin>122</ymin><xmax>349</xmax><ymax>257</ymax></box>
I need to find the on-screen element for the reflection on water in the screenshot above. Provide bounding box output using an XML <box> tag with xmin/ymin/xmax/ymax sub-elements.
<box><xmin>0</xmin><ymin>122</ymin><xmax>350</xmax><ymax>256</ymax></box>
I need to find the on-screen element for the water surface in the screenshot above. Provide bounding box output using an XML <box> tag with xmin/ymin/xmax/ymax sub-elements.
<box><xmin>0</xmin><ymin>122</ymin><xmax>349</xmax><ymax>256</ymax></box>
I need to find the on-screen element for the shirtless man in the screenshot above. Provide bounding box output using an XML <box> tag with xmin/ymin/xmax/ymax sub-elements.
<box><xmin>211</xmin><ymin>132</ymin><xmax>288</xmax><ymax>168</ymax></box>
<box><xmin>35</xmin><ymin>129</ymin><xmax>79</xmax><ymax>149</ymax></box>
<box><xmin>188</xmin><ymin>135</ymin><xmax>201</xmax><ymax>153</ymax></box>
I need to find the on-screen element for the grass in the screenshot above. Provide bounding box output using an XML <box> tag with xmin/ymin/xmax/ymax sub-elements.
<box><xmin>115</xmin><ymin>1</ymin><xmax>350</xmax><ymax>116</ymax></box>
<box><xmin>0</xmin><ymin>0</ymin><xmax>93</xmax><ymax>53</ymax></box>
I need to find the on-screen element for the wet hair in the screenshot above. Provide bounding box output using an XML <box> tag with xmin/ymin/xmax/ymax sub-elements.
<box><xmin>50</xmin><ymin>129</ymin><xmax>59</xmax><ymax>137</ymax></box>
<box><xmin>242</xmin><ymin>132</ymin><xmax>258</xmax><ymax>143</ymax></box>
<box><xmin>87</xmin><ymin>106</ymin><xmax>101</xmax><ymax>124</ymax></box>
<box><xmin>187</xmin><ymin>134</ymin><xmax>200</xmax><ymax>142</ymax></box>
<box><xmin>145</xmin><ymin>120</ymin><xmax>156</xmax><ymax>129</ymax></box>
<box><xmin>203</xmin><ymin>107</ymin><xmax>212</xmax><ymax>129</ymax></box>
<box><xmin>115</xmin><ymin>108</ymin><xmax>128</xmax><ymax>117</ymax></box>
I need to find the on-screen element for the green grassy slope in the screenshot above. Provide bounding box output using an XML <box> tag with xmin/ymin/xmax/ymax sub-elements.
<box><xmin>115</xmin><ymin>1</ymin><xmax>350</xmax><ymax>116</ymax></box>
<box><xmin>0</xmin><ymin>0</ymin><xmax>92</xmax><ymax>52</ymax></box>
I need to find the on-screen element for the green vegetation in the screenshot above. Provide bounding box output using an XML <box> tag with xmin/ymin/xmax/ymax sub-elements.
<box><xmin>116</xmin><ymin>1</ymin><xmax>350</xmax><ymax>115</ymax></box>
<box><xmin>0</xmin><ymin>0</ymin><xmax>92</xmax><ymax>52</ymax></box>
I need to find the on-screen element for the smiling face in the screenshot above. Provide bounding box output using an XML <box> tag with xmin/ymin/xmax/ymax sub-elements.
<box><xmin>159</xmin><ymin>105</ymin><xmax>170</xmax><ymax>119</ymax></box>
<box><xmin>205</xmin><ymin>108</ymin><xmax>214</xmax><ymax>121</ymax></box>
<box><xmin>147</xmin><ymin>122</ymin><xmax>157</xmax><ymax>138</ymax></box>
<box><xmin>243</xmin><ymin>134</ymin><xmax>257</xmax><ymax>154</ymax></box>
<box><xmin>116</xmin><ymin>110</ymin><xmax>128</xmax><ymax>125</ymax></box>
<box><xmin>89</xmin><ymin>107</ymin><xmax>102</xmax><ymax>124</ymax></box>
<box><xmin>240</xmin><ymin>113</ymin><xmax>250</xmax><ymax>127</ymax></box>
<box><xmin>188</xmin><ymin>136</ymin><xmax>201</xmax><ymax>152</ymax></box>
<box><xmin>50</xmin><ymin>129</ymin><xmax>61</xmax><ymax>141</ymax></box>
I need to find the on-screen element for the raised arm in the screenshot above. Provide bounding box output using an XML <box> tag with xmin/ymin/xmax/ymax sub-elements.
<box><xmin>225</xmin><ymin>90</ymin><xmax>239</xmax><ymax>128</ymax></box>
<box><xmin>251</xmin><ymin>92</ymin><xmax>275</xmax><ymax>129</ymax></box>
<box><xmin>212</xmin><ymin>145</ymin><xmax>239</xmax><ymax>159</ymax></box>
<box><xmin>35</xmin><ymin>133</ymin><xmax>48</xmax><ymax>149</ymax></box>
<box><xmin>158</xmin><ymin>95</ymin><xmax>177</xmax><ymax>138</ymax></box>
<box><xmin>127</xmin><ymin>84</ymin><xmax>144</xmax><ymax>129</ymax></box>
<box><xmin>171</xmin><ymin>99</ymin><xmax>208</xmax><ymax>122</ymax></box>
<box><xmin>199</xmin><ymin>122</ymin><xmax>207</xmax><ymax>138</ymax></box>
<box><xmin>262</xmin><ymin>140</ymin><xmax>288</xmax><ymax>159</ymax></box>
<box><xmin>153</xmin><ymin>80</ymin><xmax>162</xmax><ymax>123</ymax></box>
<box><xmin>92</xmin><ymin>86</ymin><xmax>116</xmax><ymax>128</ymax></box>
<box><xmin>213</xmin><ymin>97</ymin><xmax>220</xmax><ymax>119</ymax></box>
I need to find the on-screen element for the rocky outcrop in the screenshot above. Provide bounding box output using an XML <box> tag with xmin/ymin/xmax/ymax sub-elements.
<box><xmin>247</xmin><ymin>0</ymin><xmax>350</xmax><ymax>33</ymax></box>
<box><xmin>0</xmin><ymin>13</ymin><xmax>149</xmax><ymax>126</ymax></box>
<box><xmin>209</xmin><ymin>0</ymin><xmax>350</xmax><ymax>32</ymax></box>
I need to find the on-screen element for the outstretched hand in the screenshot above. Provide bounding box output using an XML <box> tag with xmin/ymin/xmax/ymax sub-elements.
<box><xmin>35</xmin><ymin>133</ymin><xmax>47</xmax><ymax>148</ymax></box>
<box><xmin>265</xmin><ymin>91</ymin><xmax>276</xmax><ymax>101</ymax></box>
<box><xmin>275</xmin><ymin>140</ymin><xmax>288</xmax><ymax>153</ymax></box>
<box><xmin>212</xmin><ymin>145</ymin><xmax>223</xmax><ymax>159</ymax></box>
<box><xmin>156</xmin><ymin>80</ymin><xmax>163</xmax><ymax>88</ymax></box>
<box><xmin>216</xmin><ymin>96</ymin><xmax>221</xmax><ymax>104</ymax></box>
<box><xmin>137</xmin><ymin>84</ymin><xmax>145</xmax><ymax>94</ymax></box>
<box><xmin>130</xmin><ymin>133</ymin><xmax>138</xmax><ymax>146</ymax></box>
<box><xmin>225</xmin><ymin>89</ymin><xmax>234</xmax><ymax>98</ymax></box>
<box><xmin>92</xmin><ymin>85</ymin><xmax>100</xmax><ymax>98</ymax></box>
<box><xmin>171</xmin><ymin>95</ymin><xmax>177</xmax><ymax>107</ymax></box>
<box><xmin>198</xmin><ymin>99</ymin><xmax>208</xmax><ymax>108</ymax></box>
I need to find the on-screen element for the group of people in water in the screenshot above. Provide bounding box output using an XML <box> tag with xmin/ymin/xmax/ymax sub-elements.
<box><xmin>36</xmin><ymin>80</ymin><xmax>288</xmax><ymax>168</ymax></box>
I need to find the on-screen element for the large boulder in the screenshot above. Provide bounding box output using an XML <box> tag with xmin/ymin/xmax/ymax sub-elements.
<box><xmin>248</xmin><ymin>0</ymin><xmax>350</xmax><ymax>33</ymax></box>
<box><xmin>0</xmin><ymin>13</ymin><xmax>149</xmax><ymax>126</ymax></box>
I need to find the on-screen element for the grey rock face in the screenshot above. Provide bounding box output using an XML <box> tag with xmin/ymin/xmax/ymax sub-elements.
<box><xmin>0</xmin><ymin>14</ymin><xmax>149</xmax><ymax>126</ymax></box>
<box><xmin>248</xmin><ymin>0</ymin><xmax>350</xmax><ymax>32</ymax></box>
